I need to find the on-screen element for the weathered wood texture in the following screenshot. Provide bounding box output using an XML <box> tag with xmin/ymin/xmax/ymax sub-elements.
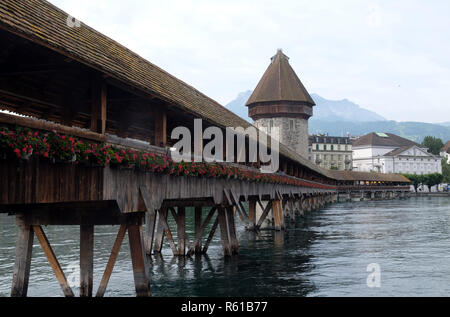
<box><xmin>0</xmin><ymin>158</ymin><xmax>408</xmax><ymax>214</ymax></box>
<box><xmin>80</xmin><ymin>225</ymin><xmax>94</xmax><ymax>297</ymax></box>
<box><xmin>102</xmin><ymin>168</ymin><xmax>336</xmax><ymax>213</ymax></box>
<box><xmin>139</xmin><ymin>186</ymin><xmax>157</xmax><ymax>255</ymax></box>
<box><xmin>127</xmin><ymin>224</ymin><xmax>151</xmax><ymax>297</ymax></box>
<box><xmin>10</xmin><ymin>215</ymin><xmax>34</xmax><ymax>297</ymax></box>
<box><xmin>177</xmin><ymin>207</ymin><xmax>186</xmax><ymax>256</ymax></box>
<box><xmin>194</xmin><ymin>207</ymin><xmax>202</xmax><ymax>254</ymax></box>
<box><xmin>32</xmin><ymin>225</ymin><xmax>74</xmax><ymax>297</ymax></box>
<box><xmin>2</xmin><ymin>202</ymin><xmax>143</xmax><ymax>225</ymax></box>
<box><xmin>96</xmin><ymin>224</ymin><xmax>127</xmax><ymax>297</ymax></box>
<box><xmin>217</xmin><ymin>207</ymin><xmax>232</xmax><ymax>256</ymax></box>
<box><xmin>0</xmin><ymin>158</ymin><xmax>103</xmax><ymax>205</ymax></box>
<box><xmin>248</xmin><ymin>199</ymin><xmax>256</xmax><ymax>230</ymax></box>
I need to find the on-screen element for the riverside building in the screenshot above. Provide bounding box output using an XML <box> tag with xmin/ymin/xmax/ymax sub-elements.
<box><xmin>352</xmin><ymin>132</ymin><xmax>442</xmax><ymax>174</ymax></box>
<box><xmin>308</xmin><ymin>135</ymin><xmax>352</xmax><ymax>170</ymax></box>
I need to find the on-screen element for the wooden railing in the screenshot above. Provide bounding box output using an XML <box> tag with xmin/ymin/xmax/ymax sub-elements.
<box><xmin>337</xmin><ymin>185</ymin><xmax>411</xmax><ymax>191</ymax></box>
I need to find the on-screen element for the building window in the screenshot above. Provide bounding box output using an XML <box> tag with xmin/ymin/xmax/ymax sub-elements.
<box><xmin>324</xmin><ymin>144</ymin><xmax>327</xmax><ymax>151</ymax></box>
<box><xmin>316</xmin><ymin>144</ymin><xmax>319</xmax><ymax>151</ymax></box>
<box><xmin>269</xmin><ymin>119</ymin><xmax>273</xmax><ymax>132</ymax></box>
<box><xmin>289</xmin><ymin>119</ymin><xmax>294</xmax><ymax>131</ymax></box>
<box><xmin>331</xmin><ymin>145</ymin><xmax>334</xmax><ymax>151</ymax></box>
<box><xmin>339</xmin><ymin>155</ymin><xmax>342</xmax><ymax>161</ymax></box>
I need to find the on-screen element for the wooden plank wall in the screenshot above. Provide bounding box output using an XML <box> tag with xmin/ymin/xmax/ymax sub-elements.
<box><xmin>0</xmin><ymin>158</ymin><xmax>103</xmax><ymax>205</ymax></box>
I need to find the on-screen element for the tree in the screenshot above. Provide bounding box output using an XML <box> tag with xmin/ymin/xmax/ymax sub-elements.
<box><xmin>402</xmin><ymin>173</ymin><xmax>424</xmax><ymax>192</ymax></box>
<box><xmin>422</xmin><ymin>136</ymin><xmax>444</xmax><ymax>155</ymax></box>
<box><xmin>422</xmin><ymin>173</ymin><xmax>443</xmax><ymax>192</ymax></box>
<box><xmin>442</xmin><ymin>159</ymin><xmax>450</xmax><ymax>183</ymax></box>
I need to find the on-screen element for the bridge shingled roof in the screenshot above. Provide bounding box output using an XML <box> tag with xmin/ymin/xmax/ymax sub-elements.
<box><xmin>0</xmin><ymin>0</ymin><xmax>409</xmax><ymax>184</ymax></box>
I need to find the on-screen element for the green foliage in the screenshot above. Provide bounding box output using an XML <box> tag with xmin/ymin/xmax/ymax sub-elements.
<box><xmin>442</xmin><ymin>158</ymin><xmax>450</xmax><ymax>183</ymax></box>
<box><xmin>422</xmin><ymin>136</ymin><xmax>444</xmax><ymax>155</ymax></box>
<box><xmin>402</xmin><ymin>173</ymin><xmax>424</xmax><ymax>192</ymax></box>
<box><xmin>422</xmin><ymin>173</ymin><xmax>443</xmax><ymax>192</ymax></box>
<box><xmin>403</xmin><ymin>172</ymin><xmax>444</xmax><ymax>192</ymax></box>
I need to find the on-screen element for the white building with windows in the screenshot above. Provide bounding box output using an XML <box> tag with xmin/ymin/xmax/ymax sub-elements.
<box><xmin>352</xmin><ymin>132</ymin><xmax>442</xmax><ymax>175</ymax></box>
<box><xmin>308</xmin><ymin>135</ymin><xmax>352</xmax><ymax>170</ymax></box>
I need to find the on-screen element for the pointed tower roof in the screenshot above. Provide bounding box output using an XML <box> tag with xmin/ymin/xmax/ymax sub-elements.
<box><xmin>246</xmin><ymin>49</ymin><xmax>315</xmax><ymax>106</ymax></box>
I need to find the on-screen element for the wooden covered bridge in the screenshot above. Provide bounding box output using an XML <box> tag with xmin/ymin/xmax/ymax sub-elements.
<box><xmin>0</xmin><ymin>0</ymin><xmax>410</xmax><ymax>297</ymax></box>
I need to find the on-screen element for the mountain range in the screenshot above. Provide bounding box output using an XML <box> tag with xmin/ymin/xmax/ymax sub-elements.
<box><xmin>224</xmin><ymin>91</ymin><xmax>450</xmax><ymax>144</ymax></box>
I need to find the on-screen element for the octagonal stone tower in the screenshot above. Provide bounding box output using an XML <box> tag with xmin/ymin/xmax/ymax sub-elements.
<box><xmin>246</xmin><ymin>49</ymin><xmax>315</xmax><ymax>158</ymax></box>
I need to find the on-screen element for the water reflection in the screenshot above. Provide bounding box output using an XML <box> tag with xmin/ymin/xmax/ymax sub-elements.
<box><xmin>1</xmin><ymin>197</ymin><xmax>449</xmax><ymax>297</ymax></box>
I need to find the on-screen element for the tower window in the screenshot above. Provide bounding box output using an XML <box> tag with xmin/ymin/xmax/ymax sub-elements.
<box><xmin>289</xmin><ymin>119</ymin><xmax>294</xmax><ymax>131</ymax></box>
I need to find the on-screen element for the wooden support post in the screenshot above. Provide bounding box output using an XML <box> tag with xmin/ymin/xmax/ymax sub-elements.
<box><xmin>144</xmin><ymin>212</ymin><xmax>157</xmax><ymax>255</ymax></box>
<box><xmin>139</xmin><ymin>186</ymin><xmax>157</xmax><ymax>255</ymax></box>
<box><xmin>218</xmin><ymin>207</ymin><xmax>232</xmax><ymax>256</ymax></box>
<box><xmin>194</xmin><ymin>207</ymin><xmax>203</xmax><ymax>254</ymax></box>
<box><xmin>154</xmin><ymin>109</ymin><xmax>167</xmax><ymax>147</ymax></box>
<box><xmin>226</xmin><ymin>207</ymin><xmax>239</xmax><ymax>254</ymax></box>
<box><xmin>248</xmin><ymin>199</ymin><xmax>256</xmax><ymax>230</ymax></box>
<box><xmin>127</xmin><ymin>224</ymin><xmax>151</xmax><ymax>297</ymax></box>
<box><xmin>11</xmin><ymin>215</ymin><xmax>34</xmax><ymax>297</ymax></box>
<box><xmin>154</xmin><ymin>208</ymin><xmax>178</xmax><ymax>255</ymax></box>
<box><xmin>177</xmin><ymin>207</ymin><xmax>186</xmax><ymax>256</ymax></box>
<box><xmin>153</xmin><ymin>209</ymin><xmax>166</xmax><ymax>253</ymax></box>
<box><xmin>256</xmin><ymin>200</ymin><xmax>273</xmax><ymax>229</ymax></box>
<box><xmin>90</xmin><ymin>77</ymin><xmax>107</xmax><ymax>134</ymax></box>
<box><xmin>80</xmin><ymin>225</ymin><xmax>94</xmax><ymax>297</ymax></box>
<box><xmin>202</xmin><ymin>216</ymin><xmax>219</xmax><ymax>254</ymax></box>
<box><xmin>96</xmin><ymin>225</ymin><xmax>127</xmax><ymax>297</ymax></box>
<box><xmin>273</xmin><ymin>200</ymin><xmax>283</xmax><ymax>231</ymax></box>
<box><xmin>188</xmin><ymin>207</ymin><xmax>217</xmax><ymax>256</ymax></box>
<box><xmin>33</xmin><ymin>226</ymin><xmax>74</xmax><ymax>297</ymax></box>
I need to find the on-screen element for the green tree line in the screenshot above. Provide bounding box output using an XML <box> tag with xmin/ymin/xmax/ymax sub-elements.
<box><xmin>402</xmin><ymin>171</ymin><xmax>445</xmax><ymax>192</ymax></box>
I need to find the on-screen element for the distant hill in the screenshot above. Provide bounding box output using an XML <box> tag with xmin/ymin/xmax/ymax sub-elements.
<box><xmin>224</xmin><ymin>91</ymin><xmax>450</xmax><ymax>143</ymax></box>
<box><xmin>310</xmin><ymin>93</ymin><xmax>386</xmax><ymax>122</ymax></box>
<box><xmin>224</xmin><ymin>90</ymin><xmax>253</xmax><ymax>122</ymax></box>
<box><xmin>225</xmin><ymin>91</ymin><xmax>386</xmax><ymax>123</ymax></box>
<box><xmin>309</xmin><ymin>120</ymin><xmax>450</xmax><ymax>143</ymax></box>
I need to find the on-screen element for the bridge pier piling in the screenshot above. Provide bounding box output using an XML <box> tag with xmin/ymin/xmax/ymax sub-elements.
<box><xmin>9</xmin><ymin>209</ymin><xmax>149</xmax><ymax>297</ymax></box>
<box><xmin>10</xmin><ymin>215</ymin><xmax>34</xmax><ymax>297</ymax></box>
<box><xmin>194</xmin><ymin>207</ymin><xmax>203</xmax><ymax>254</ymax></box>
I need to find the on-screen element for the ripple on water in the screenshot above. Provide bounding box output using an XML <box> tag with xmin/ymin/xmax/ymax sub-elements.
<box><xmin>1</xmin><ymin>197</ymin><xmax>450</xmax><ymax>296</ymax></box>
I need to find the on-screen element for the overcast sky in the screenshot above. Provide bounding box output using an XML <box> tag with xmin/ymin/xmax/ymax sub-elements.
<box><xmin>49</xmin><ymin>0</ymin><xmax>450</xmax><ymax>123</ymax></box>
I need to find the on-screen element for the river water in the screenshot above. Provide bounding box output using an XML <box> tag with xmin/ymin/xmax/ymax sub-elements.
<box><xmin>0</xmin><ymin>196</ymin><xmax>449</xmax><ymax>297</ymax></box>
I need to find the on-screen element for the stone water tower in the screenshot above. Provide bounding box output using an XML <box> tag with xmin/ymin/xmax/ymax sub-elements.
<box><xmin>246</xmin><ymin>49</ymin><xmax>315</xmax><ymax>158</ymax></box>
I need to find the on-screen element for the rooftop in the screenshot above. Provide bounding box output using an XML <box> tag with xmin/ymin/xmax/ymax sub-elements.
<box><xmin>442</xmin><ymin>141</ymin><xmax>450</xmax><ymax>154</ymax></box>
<box><xmin>352</xmin><ymin>132</ymin><xmax>422</xmax><ymax>148</ymax></box>
<box><xmin>246</xmin><ymin>49</ymin><xmax>315</xmax><ymax>106</ymax></box>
